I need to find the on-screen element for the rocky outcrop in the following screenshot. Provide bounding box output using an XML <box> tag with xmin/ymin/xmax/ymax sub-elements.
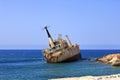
<box><xmin>97</xmin><ymin>54</ymin><xmax>120</xmax><ymax>66</ymax></box>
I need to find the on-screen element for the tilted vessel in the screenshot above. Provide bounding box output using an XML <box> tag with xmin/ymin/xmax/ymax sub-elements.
<box><xmin>42</xmin><ymin>26</ymin><xmax>82</xmax><ymax>63</ymax></box>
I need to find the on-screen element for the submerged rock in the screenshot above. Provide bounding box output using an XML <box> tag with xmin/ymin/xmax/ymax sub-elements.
<box><xmin>97</xmin><ymin>53</ymin><xmax>120</xmax><ymax>66</ymax></box>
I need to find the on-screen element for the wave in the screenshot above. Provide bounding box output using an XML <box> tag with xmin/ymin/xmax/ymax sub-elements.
<box><xmin>0</xmin><ymin>58</ymin><xmax>45</xmax><ymax>64</ymax></box>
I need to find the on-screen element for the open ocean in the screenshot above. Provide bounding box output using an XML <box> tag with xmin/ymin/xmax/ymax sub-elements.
<box><xmin>0</xmin><ymin>50</ymin><xmax>120</xmax><ymax>80</ymax></box>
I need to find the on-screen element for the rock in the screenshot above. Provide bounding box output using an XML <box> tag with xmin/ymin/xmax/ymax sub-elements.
<box><xmin>97</xmin><ymin>53</ymin><xmax>120</xmax><ymax>66</ymax></box>
<box><xmin>110</xmin><ymin>57</ymin><xmax>120</xmax><ymax>66</ymax></box>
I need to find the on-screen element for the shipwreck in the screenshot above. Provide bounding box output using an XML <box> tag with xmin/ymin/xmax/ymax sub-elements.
<box><xmin>42</xmin><ymin>26</ymin><xmax>82</xmax><ymax>63</ymax></box>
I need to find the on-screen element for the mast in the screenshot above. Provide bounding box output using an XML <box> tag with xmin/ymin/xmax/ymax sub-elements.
<box><xmin>66</xmin><ymin>35</ymin><xmax>72</xmax><ymax>47</ymax></box>
<box><xmin>44</xmin><ymin>26</ymin><xmax>55</xmax><ymax>48</ymax></box>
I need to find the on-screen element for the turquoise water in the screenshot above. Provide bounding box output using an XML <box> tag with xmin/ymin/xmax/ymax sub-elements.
<box><xmin>0</xmin><ymin>50</ymin><xmax>120</xmax><ymax>80</ymax></box>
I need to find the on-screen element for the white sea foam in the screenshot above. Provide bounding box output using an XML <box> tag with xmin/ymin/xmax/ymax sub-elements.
<box><xmin>51</xmin><ymin>74</ymin><xmax>120</xmax><ymax>80</ymax></box>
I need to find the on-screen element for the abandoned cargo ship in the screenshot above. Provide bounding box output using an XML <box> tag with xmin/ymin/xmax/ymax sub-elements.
<box><xmin>42</xmin><ymin>26</ymin><xmax>82</xmax><ymax>63</ymax></box>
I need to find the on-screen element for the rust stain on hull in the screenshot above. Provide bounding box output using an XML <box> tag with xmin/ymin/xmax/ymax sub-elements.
<box><xmin>60</xmin><ymin>53</ymin><xmax>81</xmax><ymax>62</ymax></box>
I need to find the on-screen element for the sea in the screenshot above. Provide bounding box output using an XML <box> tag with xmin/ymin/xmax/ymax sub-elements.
<box><xmin>0</xmin><ymin>50</ymin><xmax>120</xmax><ymax>80</ymax></box>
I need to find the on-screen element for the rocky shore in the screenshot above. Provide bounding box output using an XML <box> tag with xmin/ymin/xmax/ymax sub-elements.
<box><xmin>97</xmin><ymin>53</ymin><xmax>120</xmax><ymax>66</ymax></box>
<box><xmin>51</xmin><ymin>74</ymin><xmax>120</xmax><ymax>80</ymax></box>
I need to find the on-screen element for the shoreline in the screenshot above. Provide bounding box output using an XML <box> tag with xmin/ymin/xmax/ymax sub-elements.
<box><xmin>51</xmin><ymin>74</ymin><xmax>120</xmax><ymax>80</ymax></box>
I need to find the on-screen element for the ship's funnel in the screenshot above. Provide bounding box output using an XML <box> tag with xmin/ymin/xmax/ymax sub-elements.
<box><xmin>44</xmin><ymin>26</ymin><xmax>55</xmax><ymax>48</ymax></box>
<box><xmin>66</xmin><ymin>35</ymin><xmax>72</xmax><ymax>47</ymax></box>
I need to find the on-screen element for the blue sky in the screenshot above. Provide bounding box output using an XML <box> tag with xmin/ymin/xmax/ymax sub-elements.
<box><xmin>0</xmin><ymin>0</ymin><xmax>120</xmax><ymax>49</ymax></box>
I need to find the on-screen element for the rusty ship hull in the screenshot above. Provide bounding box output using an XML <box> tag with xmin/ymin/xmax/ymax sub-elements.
<box><xmin>43</xmin><ymin>44</ymin><xmax>81</xmax><ymax>63</ymax></box>
<box><xmin>42</xmin><ymin>26</ymin><xmax>82</xmax><ymax>63</ymax></box>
